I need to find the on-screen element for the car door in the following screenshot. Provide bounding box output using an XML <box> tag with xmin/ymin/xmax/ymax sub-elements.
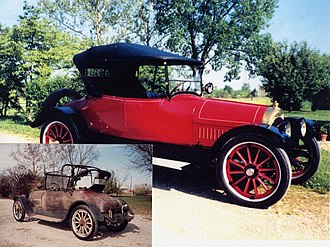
<box><xmin>124</xmin><ymin>98</ymin><xmax>162</xmax><ymax>141</ymax></box>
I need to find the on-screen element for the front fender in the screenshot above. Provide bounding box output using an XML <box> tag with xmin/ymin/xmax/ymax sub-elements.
<box><xmin>66</xmin><ymin>201</ymin><xmax>104</xmax><ymax>223</ymax></box>
<box><xmin>212</xmin><ymin>124</ymin><xmax>290</xmax><ymax>153</ymax></box>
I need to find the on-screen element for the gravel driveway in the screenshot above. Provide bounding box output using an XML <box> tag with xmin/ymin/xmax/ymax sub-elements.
<box><xmin>152</xmin><ymin>163</ymin><xmax>329</xmax><ymax>246</ymax></box>
<box><xmin>0</xmin><ymin>199</ymin><xmax>151</xmax><ymax>247</ymax></box>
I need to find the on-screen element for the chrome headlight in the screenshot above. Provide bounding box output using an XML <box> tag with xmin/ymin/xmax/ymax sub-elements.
<box><xmin>278</xmin><ymin>121</ymin><xmax>292</xmax><ymax>137</ymax></box>
<box><xmin>300</xmin><ymin>119</ymin><xmax>307</xmax><ymax>137</ymax></box>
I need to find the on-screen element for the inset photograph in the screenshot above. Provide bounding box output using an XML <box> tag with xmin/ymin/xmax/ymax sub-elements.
<box><xmin>0</xmin><ymin>144</ymin><xmax>152</xmax><ymax>246</ymax></box>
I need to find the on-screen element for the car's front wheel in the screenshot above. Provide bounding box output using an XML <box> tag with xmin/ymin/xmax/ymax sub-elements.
<box><xmin>290</xmin><ymin>136</ymin><xmax>320</xmax><ymax>184</ymax></box>
<box><xmin>13</xmin><ymin>199</ymin><xmax>25</xmax><ymax>222</ymax></box>
<box><xmin>216</xmin><ymin>135</ymin><xmax>291</xmax><ymax>209</ymax></box>
<box><xmin>106</xmin><ymin>214</ymin><xmax>129</xmax><ymax>232</ymax></box>
<box><xmin>70</xmin><ymin>205</ymin><xmax>98</xmax><ymax>240</ymax></box>
<box><xmin>40</xmin><ymin>115</ymin><xmax>83</xmax><ymax>144</ymax></box>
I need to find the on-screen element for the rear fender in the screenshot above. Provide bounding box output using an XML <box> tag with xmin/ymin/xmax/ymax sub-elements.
<box><xmin>212</xmin><ymin>124</ymin><xmax>290</xmax><ymax>154</ymax></box>
<box><xmin>30</xmin><ymin>106</ymin><xmax>79</xmax><ymax>128</ymax></box>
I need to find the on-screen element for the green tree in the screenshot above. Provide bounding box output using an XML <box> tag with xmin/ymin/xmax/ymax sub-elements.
<box><xmin>254</xmin><ymin>41</ymin><xmax>330</xmax><ymax>111</ymax></box>
<box><xmin>0</xmin><ymin>26</ymin><xmax>25</xmax><ymax>117</ymax></box>
<box><xmin>104</xmin><ymin>170</ymin><xmax>129</xmax><ymax>195</ymax></box>
<box><xmin>153</xmin><ymin>0</ymin><xmax>277</xmax><ymax>80</ymax></box>
<box><xmin>16</xmin><ymin>2</ymin><xmax>85</xmax><ymax>119</ymax></box>
<box><xmin>223</xmin><ymin>85</ymin><xmax>234</xmax><ymax>95</ymax></box>
<box><xmin>39</xmin><ymin>0</ymin><xmax>136</xmax><ymax>45</ymax></box>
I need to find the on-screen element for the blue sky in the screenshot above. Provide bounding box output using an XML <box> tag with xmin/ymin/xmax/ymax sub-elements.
<box><xmin>0</xmin><ymin>144</ymin><xmax>152</xmax><ymax>187</ymax></box>
<box><xmin>0</xmin><ymin>0</ymin><xmax>328</xmax><ymax>88</ymax></box>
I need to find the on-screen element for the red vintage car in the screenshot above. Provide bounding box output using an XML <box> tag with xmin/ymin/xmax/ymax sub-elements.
<box><xmin>31</xmin><ymin>43</ymin><xmax>321</xmax><ymax>208</ymax></box>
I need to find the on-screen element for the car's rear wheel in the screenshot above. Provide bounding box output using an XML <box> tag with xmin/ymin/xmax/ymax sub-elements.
<box><xmin>70</xmin><ymin>205</ymin><xmax>97</xmax><ymax>240</ymax></box>
<box><xmin>106</xmin><ymin>214</ymin><xmax>129</xmax><ymax>232</ymax></box>
<box><xmin>40</xmin><ymin>115</ymin><xmax>82</xmax><ymax>144</ymax></box>
<box><xmin>13</xmin><ymin>199</ymin><xmax>25</xmax><ymax>222</ymax></box>
<box><xmin>217</xmin><ymin>135</ymin><xmax>291</xmax><ymax>209</ymax></box>
<box><xmin>290</xmin><ymin>137</ymin><xmax>320</xmax><ymax>184</ymax></box>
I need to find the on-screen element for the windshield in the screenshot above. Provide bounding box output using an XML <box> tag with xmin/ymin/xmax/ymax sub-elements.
<box><xmin>138</xmin><ymin>65</ymin><xmax>202</xmax><ymax>97</ymax></box>
<box><xmin>167</xmin><ymin>65</ymin><xmax>202</xmax><ymax>95</ymax></box>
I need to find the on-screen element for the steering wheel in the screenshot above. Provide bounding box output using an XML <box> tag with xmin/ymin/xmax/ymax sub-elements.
<box><xmin>170</xmin><ymin>81</ymin><xmax>187</xmax><ymax>94</ymax></box>
<box><xmin>49</xmin><ymin>182</ymin><xmax>61</xmax><ymax>191</ymax></box>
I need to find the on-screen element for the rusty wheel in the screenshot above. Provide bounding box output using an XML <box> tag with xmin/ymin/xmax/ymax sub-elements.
<box><xmin>13</xmin><ymin>199</ymin><xmax>25</xmax><ymax>222</ymax></box>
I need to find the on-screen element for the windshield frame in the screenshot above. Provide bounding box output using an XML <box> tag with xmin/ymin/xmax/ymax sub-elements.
<box><xmin>165</xmin><ymin>64</ymin><xmax>203</xmax><ymax>97</ymax></box>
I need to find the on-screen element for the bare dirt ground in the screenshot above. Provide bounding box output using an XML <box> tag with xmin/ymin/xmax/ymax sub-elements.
<box><xmin>0</xmin><ymin>199</ymin><xmax>151</xmax><ymax>247</ymax></box>
<box><xmin>0</xmin><ymin>132</ymin><xmax>38</xmax><ymax>143</ymax></box>
<box><xmin>152</xmin><ymin>158</ymin><xmax>330</xmax><ymax>247</ymax></box>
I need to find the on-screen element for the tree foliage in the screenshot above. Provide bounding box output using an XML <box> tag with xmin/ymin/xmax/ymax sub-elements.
<box><xmin>125</xmin><ymin>145</ymin><xmax>153</xmax><ymax>176</ymax></box>
<box><xmin>39</xmin><ymin>0</ymin><xmax>137</xmax><ymax>45</ymax></box>
<box><xmin>9</xmin><ymin>144</ymin><xmax>100</xmax><ymax>175</ymax></box>
<box><xmin>0</xmin><ymin>2</ymin><xmax>86</xmax><ymax>120</ymax></box>
<box><xmin>254</xmin><ymin>41</ymin><xmax>330</xmax><ymax>111</ymax></box>
<box><xmin>104</xmin><ymin>170</ymin><xmax>129</xmax><ymax>195</ymax></box>
<box><xmin>0</xmin><ymin>26</ymin><xmax>25</xmax><ymax>117</ymax></box>
<box><xmin>153</xmin><ymin>0</ymin><xmax>277</xmax><ymax>80</ymax></box>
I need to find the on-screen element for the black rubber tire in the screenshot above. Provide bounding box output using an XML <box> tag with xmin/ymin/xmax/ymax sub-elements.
<box><xmin>13</xmin><ymin>199</ymin><xmax>25</xmax><ymax>222</ymax></box>
<box><xmin>216</xmin><ymin>134</ymin><xmax>291</xmax><ymax>209</ymax></box>
<box><xmin>70</xmin><ymin>205</ymin><xmax>98</xmax><ymax>241</ymax></box>
<box><xmin>40</xmin><ymin>114</ymin><xmax>84</xmax><ymax>144</ymax></box>
<box><xmin>290</xmin><ymin>137</ymin><xmax>321</xmax><ymax>185</ymax></box>
<box><xmin>106</xmin><ymin>217</ymin><xmax>129</xmax><ymax>232</ymax></box>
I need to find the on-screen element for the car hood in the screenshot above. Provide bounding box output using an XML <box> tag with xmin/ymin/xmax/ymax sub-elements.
<box><xmin>194</xmin><ymin>97</ymin><xmax>267</xmax><ymax>127</ymax></box>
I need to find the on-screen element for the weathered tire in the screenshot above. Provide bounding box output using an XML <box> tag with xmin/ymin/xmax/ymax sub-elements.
<box><xmin>106</xmin><ymin>214</ymin><xmax>129</xmax><ymax>233</ymax></box>
<box><xmin>40</xmin><ymin>115</ymin><xmax>84</xmax><ymax>143</ymax></box>
<box><xmin>13</xmin><ymin>199</ymin><xmax>25</xmax><ymax>222</ymax></box>
<box><xmin>70</xmin><ymin>205</ymin><xmax>98</xmax><ymax>241</ymax></box>
<box><xmin>290</xmin><ymin>137</ymin><xmax>320</xmax><ymax>185</ymax></box>
<box><xmin>216</xmin><ymin>134</ymin><xmax>291</xmax><ymax>209</ymax></box>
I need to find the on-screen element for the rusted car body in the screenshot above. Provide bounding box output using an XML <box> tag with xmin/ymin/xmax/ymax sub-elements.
<box><xmin>13</xmin><ymin>164</ymin><xmax>134</xmax><ymax>240</ymax></box>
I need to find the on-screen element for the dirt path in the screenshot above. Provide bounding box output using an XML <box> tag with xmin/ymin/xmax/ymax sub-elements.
<box><xmin>0</xmin><ymin>132</ymin><xmax>38</xmax><ymax>143</ymax></box>
<box><xmin>0</xmin><ymin>199</ymin><xmax>151</xmax><ymax>247</ymax></box>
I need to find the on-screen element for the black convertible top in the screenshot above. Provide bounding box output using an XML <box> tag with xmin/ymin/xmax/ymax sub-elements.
<box><xmin>73</xmin><ymin>43</ymin><xmax>203</xmax><ymax>71</ymax></box>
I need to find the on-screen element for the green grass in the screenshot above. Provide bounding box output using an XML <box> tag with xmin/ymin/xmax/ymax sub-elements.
<box><xmin>0</xmin><ymin>117</ymin><xmax>39</xmax><ymax>140</ymax></box>
<box><xmin>114</xmin><ymin>195</ymin><xmax>152</xmax><ymax>217</ymax></box>
<box><xmin>303</xmin><ymin>148</ymin><xmax>330</xmax><ymax>194</ymax></box>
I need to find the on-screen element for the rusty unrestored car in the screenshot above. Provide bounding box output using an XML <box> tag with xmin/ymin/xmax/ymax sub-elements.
<box><xmin>12</xmin><ymin>164</ymin><xmax>134</xmax><ymax>240</ymax></box>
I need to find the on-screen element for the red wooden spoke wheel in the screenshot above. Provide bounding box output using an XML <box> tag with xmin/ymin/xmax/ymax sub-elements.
<box><xmin>42</xmin><ymin>121</ymin><xmax>74</xmax><ymax>144</ymax></box>
<box><xmin>40</xmin><ymin>115</ymin><xmax>83</xmax><ymax>144</ymax></box>
<box><xmin>225</xmin><ymin>143</ymin><xmax>280</xmax><ymax>200</ymax></box>
<box><xmin>217</xmin><ymin>135</ymin><xmax>291</xmax><ymax>208</ymax></box>
<box><xmin>290</xmin><ymin>137</ymin><xmax>320</xmax><ymax>184</ymax></box>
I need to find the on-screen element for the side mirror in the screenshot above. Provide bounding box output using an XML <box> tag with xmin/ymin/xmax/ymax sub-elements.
<box><xmin>204</xmin><ymin>82</ymin><xmax>213</xmax><ymax>94</ymax></box>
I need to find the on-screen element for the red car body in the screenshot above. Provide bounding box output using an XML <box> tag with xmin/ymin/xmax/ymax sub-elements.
<box><xmin>67</xmin><ymin>95</ymin><xmax>267</xmax><ymax>147</ymax></box>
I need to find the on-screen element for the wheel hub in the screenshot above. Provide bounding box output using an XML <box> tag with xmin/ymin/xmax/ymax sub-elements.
<box><xmin>79</xmin><ymin>219</ymin><xmax>86</xmax><ymax>226</ymax></box>
<box><xmin>245</xmin><ymin>165</ymin><xmax>258</xmax><ymax>178</ymax></box>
